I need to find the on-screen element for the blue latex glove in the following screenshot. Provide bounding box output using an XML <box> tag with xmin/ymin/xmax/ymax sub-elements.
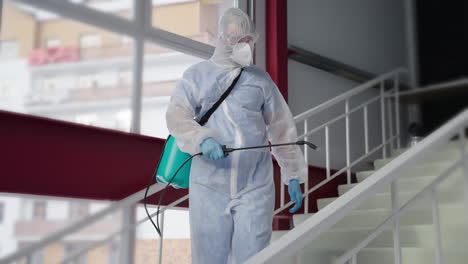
<box><xmin>200</xmin><ymin>137</ymin><xmax>226</xmax><ymax>160</ymax></box>
<box><xmin>288</xmin><ymin>179</ymin><xmax>303</xmax><ymax>213</ymax></box>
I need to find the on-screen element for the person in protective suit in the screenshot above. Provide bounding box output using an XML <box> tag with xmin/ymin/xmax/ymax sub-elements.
<box><xmin>166</xmin><ymin>7</ymin><xmax>307</xmax><ymax>264</ymax></box>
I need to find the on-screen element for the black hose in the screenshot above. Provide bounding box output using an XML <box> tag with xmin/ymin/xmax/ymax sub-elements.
<box><xmin>143</xmin><ymin>148</ymin><xmax>200</xmax><ymax>237</ymax></box>
<box><xmin>144</xmin><ymin>140</ymin><xmax>316</xmax><ymax>237</ymax></box>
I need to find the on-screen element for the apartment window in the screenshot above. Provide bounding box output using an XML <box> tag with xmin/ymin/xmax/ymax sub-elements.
<box><xmin>96</xmin><ymin>71</ymin><xmax>117</xmax><ymax>87</ymax></box>
<box><xmin>42</xmin><ymin>78</ymin><xmax>57</xmax><ymax>92</ymax></box>
<box><xmin>121</xmin><ymin>36</ymin><xmax>132</xmax><ymax>45</ymax></box>
<box><xmin>115</xmin><ymin>110</ymin><xmax>130</xmax><ymax>131</ymax></box>
<box><xmin>0</xmin><ymin>80</ymin><xmax>13</xmax><ymax>100</ymax></box>
<box><xmin>75</xmin><ymin>113</ymin><xmax>98</xmax><ymax>125</ymax></box>
<box><xmin>0</xmin><ymin>202</ymin><xmax>4</xmax><ymax>224</ymax></box>
<box><xmin>80</xmin><ymin>34</ymin><xmax>102</xmax><ymax>49</ymax></box>
<box><xmin>69</xmin><ymin>202</ymin><xmax>89</xmax><ymax>219</ymax></box>
<box><xmin>108</xmin><ymin>241</ymin><xmax>119</xmax><ymax>264</ymax></box>
<box><xmin>0</xmin><ymin>40</ymin><xmax>19</xmax><ymax>59</ymax></box>
<box><xmin>46</xmin><ymin>38</ymin><xmax>62</xmax><ymax>48</ymax></box>
<box><xmin>31</xmin><ymin>251</ymin><xmax>44</xmax><ymax>264</ymax></box>
<box><xmin>32</xmin><ymin>201</ymin><xmax>46</xmax><ymax>220</ymax></box>
<box><xmin>78</xmin><ymin>74</ymin><xmax>97</xmax><ymax>89</ymax></box>
<box><xmin>118</xmin><ymin>71</ymin><xmax>131</xmax><ymax>85</ymax></box>
<box><xmin>65</xmin><ymin>244</ymin><xmax>87</xmax><ymax>264</ymax></box>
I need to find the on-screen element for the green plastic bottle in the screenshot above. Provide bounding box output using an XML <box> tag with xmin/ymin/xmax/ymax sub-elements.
<box><xmin>156</xmin><ymin>135</ymin><xmax>192</xmax><ymax>189</ymax></box>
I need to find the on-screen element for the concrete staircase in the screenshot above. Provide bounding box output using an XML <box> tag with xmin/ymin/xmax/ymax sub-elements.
<box><xmin>271</xmin><ymin>142</ymin><xmax>468</xmax><ymax>263</ymax></box>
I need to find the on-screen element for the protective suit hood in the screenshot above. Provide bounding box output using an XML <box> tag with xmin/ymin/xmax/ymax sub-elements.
<box><xmin>210</xmin><ymin>8</ymin><xmax>258</xmax><ymax>68</ymax></box>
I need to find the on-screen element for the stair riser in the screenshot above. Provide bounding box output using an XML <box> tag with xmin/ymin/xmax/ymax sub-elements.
<box><xmin>325</xmin><ymin>209</ymin><xmax>465</xmax><ymax>229</ymax></box>
<box><xmin>293</xmin><ymin>206</ymin><xmax>466</xmax><ymax>229</ymax></box>
<box><xmin>302</xmin><ymin>226</ymin><xmax>468</xmax><ymax>250</ymax></box>
<box><xmin>278</xmin><ymin>248</ymin><xmax>468</xmax><ymax>264</ymax></box>
<box><xmin>317</xmin><ymin>190</ymin><xmax>465</xmax><ymax>211</ymax></box>
<box><xmin>374</xmin><ymin>150</ymin><xmax>460</xmax><ymax>170</ymax></box>
<box><xmin>338</xmin><ymin>177</ymin><xmax>437</xmax><ymax>195</ymax></box>
<box><xmin>341</xmin><ymin>171</ymin><xmax>463</xmax><ymax>196</ymax></box>
<box><xmin>357</xmin><ymin>162</ymin><xmax>454</xmax><ymax>182</ymax></box>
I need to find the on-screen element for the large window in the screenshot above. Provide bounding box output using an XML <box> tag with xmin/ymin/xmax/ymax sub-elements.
<box><xmin>0</xmin><ymin>40</ymin><xmax>19</xmax><ymax>59</ymax></box>
<box><xmin>0</xmin><ymin>1</ymin><xmax>133</xmax><ymax>131</ymax></box>
<box><xmin>32</xmin><ymin>200</ymin><xmax>47</xmax><ymax>220</ymax></box>
<box><xmin>0</xmin><ymin>0</ymin><xmax>243</xmax><ymax>262</ymax></box>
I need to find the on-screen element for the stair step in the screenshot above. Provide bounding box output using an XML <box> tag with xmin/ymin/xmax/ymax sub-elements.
<box><xmin>277</xmin><ymin>248</ymin><xmax>468</xmax><ymax>264</ymax></box>
<box><xmin>390</xmin><ymin>148</ymin><xmax>408</xmax><ymax>157</ymax></box>
<box><xmin>338</xmin><ymin>176</ymin><xmax>437</xmax><ymax>195</ymax></box>
<box><xmin>356</xmin><ymin>161</ymin><xmax>454</xmax><ymax>182</ymax></box>
<box><xmin>292</xmin><ymin>204</ymin><xmax>466</xmax><ymax>229</ymax></box>
<box><xmin>302</xmin><ymin>225</ymin><xmax>468</xmax><ymax>250</ymax></box>
<box><xmin>317</xmin><ymin>186</ymin><xmax>464</xmax><ymax>211</ymax></box>
<box><xmin>374</xmin><ymin>148</ymin><xmax>461</xmax><ymax>170</ymax></box>
<box><xmin>341</xmin><ymin>168</ymin><xmax>463</xmax><ymax>196</ymax></box>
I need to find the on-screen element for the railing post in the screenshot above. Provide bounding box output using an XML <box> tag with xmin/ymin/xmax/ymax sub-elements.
<box><xmin>158</xmin><ymin>211</ymin><xmax>165</xmax><ymax>264</ymax></box>
<box><xmin>304</xmin><ymin>120</ymin><xmax>309</xmax><ymax>214</ymax></box>
<box><xmin>120</xmin><ymin>205</ymin><xmax>136</xmax><ymax>264</ymax></box>
<box><xmin>459</xmin><ymin>130</ymin><xmax>468</xmax><ymax>218</ymax></box>
<box><xmin>294</xmin><ymin>252</ymin><xmax>302</xmax><ymax>264</ymax></box>
<box><xmin>387</xmin><ymin>96</ymin><xmax>394</xmax><ymax>153</ymax></box>
<box><xmin>325</xmin><ymin>126</ymin><xmax>331</xmax><ymax>178</ymax></box>
<box><xmin>432</xmin><ymin>188</ymin><xmax>443</xmax><ymax>264</ymax></box>
<box><xmin>26</xmin><ymin>254</ymin><xmax>32</xmax><ymax>264</ymax></box>
<box><xmin>345</xmin><ymin>100</ymin><xmax>351</xmax><ymax>184</ymax></box>
<box><xmin>391</xmin><ymin>182</ymin><xmax>402</xmax><ymax>264</ymax></box>
<box><xmin>394</xmin><ymin>74</ymin><xmax>401</xmax><ymax>149</ymax></box>
<box><xmin>364</xmin><ymin>106</ymin><xmax>369</xmax><ymax>154</ymax></box>
<box><xmin>380</xmin><ymin>82</ymin><xmax>387</xmax><ymax>158</ymax></box>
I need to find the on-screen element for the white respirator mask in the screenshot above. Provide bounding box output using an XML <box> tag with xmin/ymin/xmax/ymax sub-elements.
<box><xmin>230</xmin><ymin>42</ymin><xmax>253</xmax><ymax>67</ymax></box>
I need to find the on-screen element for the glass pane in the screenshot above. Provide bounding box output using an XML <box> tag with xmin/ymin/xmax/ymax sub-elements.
<box><xmin>0</xmin><ymin>1</ymin><xmax>133</xmax><ymax>132</ymax></box>
<box><xmin>0</xmin><ymin>193</ymin><xmax>120</xmax><ymax>260</ymax></box>
<box><xmin>151</xmin><ymin>0</ymin><xmax>236</xmax><ymax>46</ymax></box>
<box><xmin>135</xmin><ymin>206</ymin><xmax>191</xmax><ymax>263</ymax></box>
<box><xmin>141</xmin><ymin>42</ymin><xmax>203</xmax><ymax>138</ymax></box>
<box><xmin>66</xmin><ymin>0</ymin><xmax>134</xmax><ymax>19</ymax></box>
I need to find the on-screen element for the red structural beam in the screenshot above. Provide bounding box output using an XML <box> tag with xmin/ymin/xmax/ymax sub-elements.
<box><xmin>0</xmin><ymin>110</ymin><xmax>188</xmax><ymax>206</ymax></box>
<box><xmin>266</xmin><ymin>0</ymin><xmax>288</xmax><ymax>102</ymax></box>
<box><xmin>0</xmin><ymin>110</ymin><xmax>350</xmax><ymax>230</ymax></box>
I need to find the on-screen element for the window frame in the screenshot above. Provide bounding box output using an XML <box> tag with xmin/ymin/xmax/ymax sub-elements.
<box><xmin>10</xmin><ymin>0</ymin><xmax>254</xmax><ymax>134</ymax></box>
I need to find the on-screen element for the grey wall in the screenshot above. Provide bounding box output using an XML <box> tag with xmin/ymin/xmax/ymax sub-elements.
<box><xmin>287</xmin><ymin>0</ymin><xmax>407</xmax><ymax>171</ymax></box>
<box><xmin>288</xmin><ymin>0</ymin><xmax>407</xmax><ymax>75</ymax></box>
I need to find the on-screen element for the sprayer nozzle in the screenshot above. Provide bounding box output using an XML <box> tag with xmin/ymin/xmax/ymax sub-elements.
<box><xmin>296</xmin><ymin>140</ymin><xmax>318</xmax><ymax>150</ymax></box>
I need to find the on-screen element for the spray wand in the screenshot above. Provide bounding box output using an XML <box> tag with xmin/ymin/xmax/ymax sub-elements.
<box><xmin>145</xmin><ymin>140</ymin><xmax>317</xmax><ymax>237</ymax></box>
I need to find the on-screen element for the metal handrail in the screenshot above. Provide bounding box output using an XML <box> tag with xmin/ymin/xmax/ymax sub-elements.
<box><xmin>62</xmin><ymin>69</ymin><xmax>402</xmax><ymax>261</ymax></box>
<box><xmin>61</xmin><ymin>195</ymin><xmax>189</xmax><ymax>264</ymax></box>
<box><xmin>0</xmin><ymin>183</ymin><xmax>166</xmax><ymax>264</ymax></box>
<box><xmin>1</xmin><ymin>68</ymin><xmax>407</xmax><ymax>264</ymax></box>
<box><xmin>275</xmin><ymin>69</ymin><xmax>406</xmax><ymax>214</ymax></box>
<box><xmin>246</xmin><ymin>109</ymin><xmax>468</xmax><ymax>263</ymax></box>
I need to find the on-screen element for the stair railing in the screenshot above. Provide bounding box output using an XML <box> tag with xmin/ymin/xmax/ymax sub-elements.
<box><xmin>1</xmin><ymin>68</ymin><xmax>407</xmax><ymax>264</ymax></box>
<box><xmin>275</xmin><ymin>68</ymin><xmax>406</xmax><ymax>215</ymax></box>
<box><xmin>246</xmin><ymin>109</ymin><xmax>468</xmax><ymax>264</ymax></box>
<box><xmin>0</xmin><ymin>182</ymin><xmax>190</xmax><ymax>264</ymax></box>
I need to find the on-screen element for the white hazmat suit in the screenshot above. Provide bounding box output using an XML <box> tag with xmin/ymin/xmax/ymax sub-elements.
<box><xmin>165</xmin><ymin>8</ymin><xmax>307</xmax><ymax>264</ymax></box>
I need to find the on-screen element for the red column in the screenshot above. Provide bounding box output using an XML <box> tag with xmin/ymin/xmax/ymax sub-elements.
<box><xmin>266</xmin><ymin>0</ymin><xmax>288</xmax><ymax>102</ymax></box>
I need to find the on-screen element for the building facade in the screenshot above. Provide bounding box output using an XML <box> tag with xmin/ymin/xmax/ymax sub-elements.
<box><xmin>0</xmin><ymin>0</ymin><xmax>233</xmax><ymax>262</ymax></box>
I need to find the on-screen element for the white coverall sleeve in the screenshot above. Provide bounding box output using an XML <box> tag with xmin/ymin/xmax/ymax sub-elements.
<box><xmin>263</xmin><ymin>82</ymin><xmax>308</xmax><ymax>185</ymax></box>
<box><xmin>165</xmin><ymin>77</ymin><xmax>216</xmax><ymax>155</ymax></box>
